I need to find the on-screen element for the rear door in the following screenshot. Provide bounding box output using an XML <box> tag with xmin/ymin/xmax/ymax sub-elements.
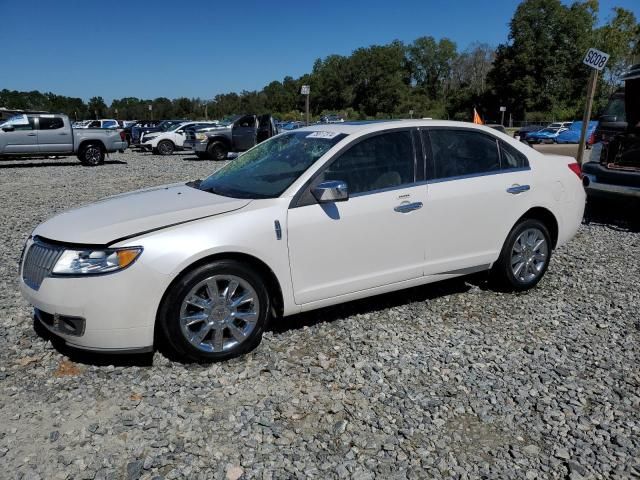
<box><xmin>37</xmin><ymin>116</ymin><xmax>72</xmax><ymax>153</ymax></box>
<box><xmin>421</xmin><ymin>127</ymin><xmax>533</xmax><ymax>275</ymax></box>
<box><xmin>0</xmin><ymin>115</ymin><xmax>37</xmax><ymax>154</ymax></box>
<box><xmin>232</xmin><ymin>115</ymin><xmax>258</xmax><ymax>151</ymax></box>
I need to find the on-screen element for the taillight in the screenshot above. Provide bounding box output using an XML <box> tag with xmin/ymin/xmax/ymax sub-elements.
<box><xmin>568</xmin><ymin>162</ymin><xmax>582</xmax><ymax>179</ymax></box>
<box><xmin>119</xmin><ymin>131</ymin><xmax>126</xmax><ymax>141</ymax></box>
<box><xmin>587</xmin><ymin>131</ymin><xmax>595</xmax><ymax>145</ymax></box>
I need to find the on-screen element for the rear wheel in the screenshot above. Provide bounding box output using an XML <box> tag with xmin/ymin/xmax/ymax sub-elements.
<box><xmin>490</xmin><ymin>219</ymin><xmax>551</xmax><ymax>291</ymax></box>
<box><xmin>158</xmin><ymin>260</ymin><xmax>270</xmax><ymax>362</ymax></box>
<box><xmin>207</xmin><ymin>140</ymin><xmax>229</xmax><ymax>161</ymax></box>
<box><xmin>78</xmin><ymin>143</ymin><xmax>104</xmax><ymax>166</ymax></box>
<box><xmin>157</xmin><ymin>140</ymin><xmax>175</xmax><ymax>155</ymax></box>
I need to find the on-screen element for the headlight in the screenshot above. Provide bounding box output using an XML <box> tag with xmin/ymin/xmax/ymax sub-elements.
<box><xmin>195</xmin><ymin>132</ymin><xmax>207</xmax><ymax>141</ymax></box>
<box><xmin>52</xmin><ymin>247</ymin><xmax>142</xmax><ymax>275</ymax></box>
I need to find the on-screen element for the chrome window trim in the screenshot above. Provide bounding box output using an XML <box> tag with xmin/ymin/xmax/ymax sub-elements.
<box><xmin>425</xmin><ymin>166</ymin><xmax>532</xmax><ymax>184</ymax></box>
<box><xmin>350</xmin><ymin>180</ymin><xmax>428</xmax><ymax>198</ymax></box>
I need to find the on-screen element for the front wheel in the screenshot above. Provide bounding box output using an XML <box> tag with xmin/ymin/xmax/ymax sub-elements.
<box><xmin>158</xmin><ymin>260</ymin><xmax>270</xmax><ymax>362</ymax></box>
<box><xmin>490</xmin><ymin>219</ymin><xmax>552</xmax><ymax>291</ymax></box>
<box><xmin>157</xmin><ymin>140</ymin><xmax>175</xmax><ymax>155</ymax></box>
<box><xmin>207</xmin><ymin>141</ymin><xmax>229</xmax><ymax>161</ymax></box>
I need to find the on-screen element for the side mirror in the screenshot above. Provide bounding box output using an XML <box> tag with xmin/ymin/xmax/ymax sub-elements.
<box><xmin>2</xmin><ymin>125</ymin><xmax>15</xmax><ymax>132</ymax></box>
<box><xmin>312</xmin><ymin>180</ymin><xmax>349</xmax><ymax>203</ymax></box>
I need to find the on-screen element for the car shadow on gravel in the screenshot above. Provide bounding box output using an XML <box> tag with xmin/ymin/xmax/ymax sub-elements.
<box><xmin>0</xmin><ymin>160</ymin><xmax>127</xmax><ymax>169</ymax></box>
<box><xmin>269</xmin><ymin>275</ymin><xmax>483</xmax><ymax>334</ymax></box>
<box><xmin>584</xmin><ymin>198</ymin><xmax>640</xmax><ymax>232</ymax></box>
<box><xmin>33</xmin><ymin>317</ymin><xmax>154</xmax><ymax>367</ymax></box>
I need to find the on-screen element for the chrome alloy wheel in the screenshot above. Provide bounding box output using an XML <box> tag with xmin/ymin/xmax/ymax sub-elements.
<box><xmin>179</xmin><ymin>275</ymin><xmax>259</xmax><ymax>353</ymax></box>
<box><xmin>85</xmin><ymin>146</ymin><xmax>102</xmax><ymax>165</ymax></box>
<box><xmin>511</xmin><ymin>228</ymin><xmax>548</xmax><ymax>283</ymax></box>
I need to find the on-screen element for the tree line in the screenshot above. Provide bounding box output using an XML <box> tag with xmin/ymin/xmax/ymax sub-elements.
<box><xmin>1</xmin><ymin>0</ymin><xmax>638</xmax><ymax>124</ymax></box>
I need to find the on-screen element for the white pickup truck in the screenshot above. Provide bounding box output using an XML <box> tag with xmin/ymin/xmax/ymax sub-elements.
<box><xmin>0</xmin><ymin>113</ymin><xmax>127</xmax><ymax>166</ymax></box>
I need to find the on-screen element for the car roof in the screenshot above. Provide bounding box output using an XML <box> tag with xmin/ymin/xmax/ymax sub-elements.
<box><xmin>294</xmin><ymin>119</ymin><xmax>506</xmax><ymax>137</ymax></box>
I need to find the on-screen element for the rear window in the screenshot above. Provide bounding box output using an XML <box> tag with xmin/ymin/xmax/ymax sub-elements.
<box><xmin>39</xmin><ymin>117</ymin><xmax>64</xmax><ymax>130</ymax></box>
<box><xmin>602</xmin><ymin>97</ymin><xmax>626</xmax><ymax>122</ymax></box>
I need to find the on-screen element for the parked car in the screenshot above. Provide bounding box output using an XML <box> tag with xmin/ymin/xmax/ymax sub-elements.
<box><xmin>19</xmin><ymin>120</ymin><xmax>585</xmax><ymax>361</ymax></box>
<box><xmin>140</xmin><ymin>122</ymin><xmax>219</xmax><ymax>155</ymax></box>
<box><xmin>193</xmin><ymin>114</ymin><xmax>277</xmax><ymax>160</ymax></box>
<box><xmin>0</xmin><ymin>114</ymin><xmax>127</xmax><ymax>165</ymax></box>
<box><xmin>183</xmin><ymin>123</ymin><xmax>224</xmax><ymax>152</ymax></box>
<box><xmin>131</xmin><ymin>120</ymin><xmax>184</xmax><ymax>146</ymax></box>
<box><xmin>513</xmin><ymin>125</ymin><xmax>544</xmax><ymax>142</ymax></box>
<box><xmin>319</xmin><ymin>114</ymin><xmax>345</xmax><ymax>123</ymax></box>
<box><xmin>555</xmin><ymin>121</ymin><xmax>598</xmax><ymax>145</ymax></box>
<box><xmin>526</xmin><ymin>127</ymin><xmax>568</xmax><ymax>144</ymax></box>
<box><xmin>583</xmin><ymin>64</ymin><xmax>640</xmax><ymax>200</ymax></box>
<box><xmin>76</xmin><ymin>119</ymin><xmax>120</xmax><ymax>129</ymax></box>
<box><xmin>486</xmin><ymin>124</ymin><xmax>507</xmax><ymax>134</ymax></box>
<box><xmin>278</xmin><ymin>121</ymin><xmax>305</xmax><ymax>133</ymax></box>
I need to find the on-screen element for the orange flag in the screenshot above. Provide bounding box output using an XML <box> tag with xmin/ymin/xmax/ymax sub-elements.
<box><xmin>473</xmin><ymin>108</ymin><xmax>484</xmax><ymax>125</ymax></box>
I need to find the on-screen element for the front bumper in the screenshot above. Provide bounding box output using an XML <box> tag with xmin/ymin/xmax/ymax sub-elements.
<box><xmin>19</xmin><ymin>240</ymin><xmax>166</xmax><ymax>352</ymax></box>
<box><xmin>194</xmin><ymin>141</ymin><xmax>208</xmax><ymax>153</ymax></box>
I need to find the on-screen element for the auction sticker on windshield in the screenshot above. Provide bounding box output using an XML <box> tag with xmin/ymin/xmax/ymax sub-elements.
<box><xmin>306</xmin><ymin>131</ymin><xmax>340</xmax><ymax>139</ymax></box>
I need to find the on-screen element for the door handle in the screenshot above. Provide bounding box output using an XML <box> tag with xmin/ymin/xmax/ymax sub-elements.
<box><xmin>394</xmin><ymin>202</ymin><xmax>423</xmax><ymax>213</ymax></box>
<box><xmin>27</xmin><ymin>133</ymin><xmax>37</xmax><ymax>136</ymax></box>
<box><xmin>507</xmin><ymin>184</ymin><xmax>530</xmax><ymax>194</ymax></box>
<box><xmin>59</xmin><ymin>132</ymin><xmax>69</xmax><ymax>135</ymax></box>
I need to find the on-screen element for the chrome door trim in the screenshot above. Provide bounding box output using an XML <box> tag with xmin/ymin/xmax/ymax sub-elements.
<box><xmin>394</xmin><ymin>202</ymin><xmax>423</xmax><ymax>213</ymax></box>
<box><xmin>506</xmin><ymin>184</ymin><xmax>531</xmax><ymax>194</ymax></box>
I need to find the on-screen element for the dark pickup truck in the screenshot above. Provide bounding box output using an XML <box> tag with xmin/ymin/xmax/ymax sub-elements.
<box><xmin>190</xmin><ymin>114</ymin><xmax>277</xmax><ymax>160</ymax></box>
<box><xmin>582</xmin><ymin>64</ymin><xmax>640</xmax><ymax>200</ymax></box>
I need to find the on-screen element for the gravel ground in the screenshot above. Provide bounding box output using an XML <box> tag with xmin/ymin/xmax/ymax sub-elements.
<box><xmin>0</xmin><ymin>150</ymin><xmax>639</xmax><ymax>480</ymax></box>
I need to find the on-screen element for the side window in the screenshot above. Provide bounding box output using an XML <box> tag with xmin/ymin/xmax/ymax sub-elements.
<box><xmin>499</xmin><ymin>141</ymin><xmax>529</xmax><ymax>169</ymax></box>
<box><xmin>427</xmin><ymin>129</ymin><xmax>500</xmax><ymax>180</ymax></box>
<box><xmin>321</xmin><ymin>131</ymin><xmax>415</xmax><ymax>195</ymax></box>
<box><xmin>4</xmin><ymin>115</ymin><xmax>35</xmax><ymax>131</ymax></box>
<box><xmin>38</xmin><ymin>117</ymin><xmax>64</xmax><ymax>130</ymax></box>
<box><xmin>102</xmin><ymin>120</ymin><xmax>117</xmax><ymax>128</ymax></box>
<box><xmin>88</xmin><ymin>121</ymin><xmax>100</xmax><ymax>128</ymax></box>
<box><xmin>236</xmin><ymin>115</ymin><xmax>256</xmax><ymax>128</ymax></box>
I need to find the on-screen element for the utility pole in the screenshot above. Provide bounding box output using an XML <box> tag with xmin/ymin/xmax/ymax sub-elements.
<box><xmin>301</xmin><ymin>85</ymin><xmax>310</xmax><ymax>125</ymax></box>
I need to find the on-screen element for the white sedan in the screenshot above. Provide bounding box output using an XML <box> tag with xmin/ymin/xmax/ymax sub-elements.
<box><xmin>19</xmin><ymin>120</ymin><xmax>585</xmax><ymax>362</ymax></box>
<box><xmin>141</xmin><ymin>121</ymin><xmax>217</xmax><ymax>155</ymax></box>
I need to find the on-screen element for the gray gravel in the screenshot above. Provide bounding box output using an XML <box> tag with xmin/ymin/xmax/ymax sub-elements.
<box><xmin>1</xmin><ymin>150</ymin><xmax>639</xmax><ymax>479</ymax></box>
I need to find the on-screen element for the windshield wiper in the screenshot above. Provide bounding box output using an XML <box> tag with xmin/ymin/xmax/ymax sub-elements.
<box><xmin>185</xmin><ymin>179</ymin><xmax>202</xmax><ymax>188</ymax></box>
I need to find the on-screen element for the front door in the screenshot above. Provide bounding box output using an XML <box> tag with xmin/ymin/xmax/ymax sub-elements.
<box><xmin>421</xmin><ymin>128</ymin><xmax>534</xmax><ymax>275</ymax></box>
<box><xmin>1</xmin><ymin>115</ymin><xmax>37</xmax><ymax>154</ymax></box>
<box><xmin>287</xmin><ymin>129</ymin><xmax>427</xmax><ymax>305</ymax></box>
<box><xmin>232</xmin><ymin>115</ymin><xmax>258</xmax><ymax>151</ymax></box>
<box><xmin>37</xmin><ymin>116</ymin><xmax>72</xmax><ymax>153</ymax></box>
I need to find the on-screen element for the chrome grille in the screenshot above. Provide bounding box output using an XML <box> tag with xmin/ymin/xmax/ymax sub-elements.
<box><xmin>22</xmin><ymin>239</ymin><xmax>64</xmax><ymax>290</ymax></box>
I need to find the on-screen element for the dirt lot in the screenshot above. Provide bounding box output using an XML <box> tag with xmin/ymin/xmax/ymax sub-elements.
<box><xmin>0</xmin><ymin>150</ymin><xmax>638</xmax><ymax>479</ymax></box>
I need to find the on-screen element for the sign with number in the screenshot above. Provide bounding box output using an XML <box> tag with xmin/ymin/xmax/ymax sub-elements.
<box><xmin>148</xmin><ymin>105</ymin><xmax>153</xmax><ymax>111</ymax></box>
<box><xmin>583</xmin><ymin>48</ymin><xmax>609</xmax><ymax>71</ymax></box>
<box><xmin>300</xmin><ymin>85</ymin><xmax>310</xmax><ymax>95</ymax></box>
<box><xmin>499</xmin><ymin>106</ymin><xmax>506</xmax><ymax>112</ymax></box>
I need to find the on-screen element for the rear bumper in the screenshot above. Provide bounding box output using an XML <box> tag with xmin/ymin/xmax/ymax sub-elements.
<box><xmin>582</xmin><ymin>162</ymin><xmax>640</xmax><ymax>199</ymax></box>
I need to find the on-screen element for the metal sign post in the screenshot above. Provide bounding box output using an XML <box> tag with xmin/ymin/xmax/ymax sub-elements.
<box><xmin>301</xmin><ymin>85</ymin><xmax>310</xmax><ymax>125</ymax></box>
<box><xmin>577</xmin><ymin>47</ymin><xmax>609</xmax><ymax>165</ymax></box>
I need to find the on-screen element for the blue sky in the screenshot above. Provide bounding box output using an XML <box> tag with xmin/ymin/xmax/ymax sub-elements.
<box><xmin>1</xmin><ymin>0</ymin><xmax>638</xmax><ymax>103</ymax></box>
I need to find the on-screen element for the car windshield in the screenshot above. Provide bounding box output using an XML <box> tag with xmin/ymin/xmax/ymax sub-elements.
<box><xmin>218</xmin><ymin>115</ymin><xmax>242</xmax><ymax>126</ymax></box>
<box><xmin>194</xmin><ymin>131</ymin><xmax>347</xmax><ymax>199</ymax></box>
<box><xmin>159</xmin><ymin>121</ymin><xmax>181</xmax><ymax>131</ymax></box>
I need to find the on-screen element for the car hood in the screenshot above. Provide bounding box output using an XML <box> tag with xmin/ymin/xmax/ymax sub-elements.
<box><xmin>33</xmin><ymin>183</ymin><xmax>251</xmax><ymax>245</ymax></box>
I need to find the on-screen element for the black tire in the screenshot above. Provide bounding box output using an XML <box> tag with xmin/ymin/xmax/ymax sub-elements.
<box><xmin>157</xmin><ymin>140</ymin><xmax>175</xmax><ymax>155</ymax></box>
<box><xmin>78</xmin><ymin>143</ymin><xmax>105</xmax><ymax>166</ymax></box>
<box><xmin>158</xmin><ymin>260</ymin><xmax>270</xmax><ymax>363</ymax></box>
<box><xmin>207</xmin><ymin>140</ymin><xmax>229</xmax><ymax>161</ymax></box>
<box><xmin>195</xmin><ymin>152</ymin><xmax>210</xmax><ymax>160</ymax></box>
<box><xmin>490</xmin><ymin>218</ymin><xmax>552</xmax><ymax>291</ymax></box>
